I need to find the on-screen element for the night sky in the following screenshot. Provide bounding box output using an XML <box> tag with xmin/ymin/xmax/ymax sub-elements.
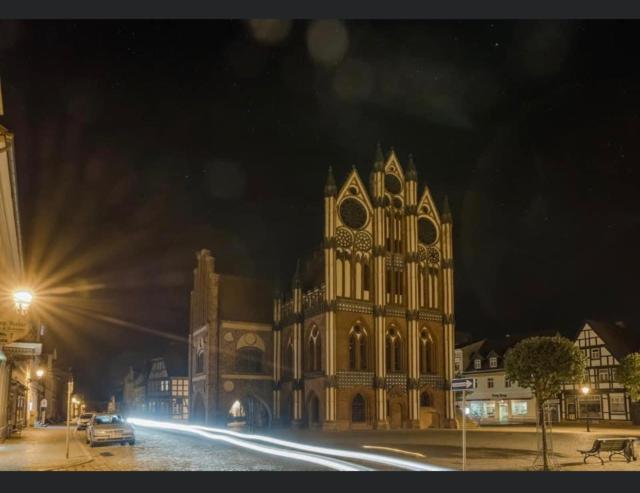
<box><xmin>1</xmin><ymin>20</ymin><xmax>640</xmax><ymax>402</ymax></box>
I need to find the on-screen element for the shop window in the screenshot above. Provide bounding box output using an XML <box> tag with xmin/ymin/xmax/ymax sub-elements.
<box><xmin>511</xmin><ymin>400</ymin><xmax>528</xmax><ymax>416</ymax></box>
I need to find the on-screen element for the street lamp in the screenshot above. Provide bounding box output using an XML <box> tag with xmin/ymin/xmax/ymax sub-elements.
<box><xmin>13</xmin><ymin>289</ymin><xmax>33</xmax><ymax>313</ymax></box>
<box><xmin>36</xmin><ymin>368</ymin><xmax>45</xmax><ymax>379</ymax></box>
<box><xmin>581</xmin><ymin>385</ymin><xmax>591</xmax><ymax>432</ymax></box>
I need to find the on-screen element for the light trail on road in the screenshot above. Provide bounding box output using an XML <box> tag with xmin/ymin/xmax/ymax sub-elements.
<box><xmin>127</xmin><ymin>417</ymin><xmax>450</xmax><ymax>471</ymax></box>
<box><xmin>127</xmin><ymin>418</ymin><xmax>370</xmax><ymax>471</ymax></box>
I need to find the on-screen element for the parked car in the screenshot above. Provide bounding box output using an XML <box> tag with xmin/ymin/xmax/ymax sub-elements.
<box><xmin>86</xmin><ymin>413</ymin><xmax>135</xmax><ymax>447</ymax></box>
<box><xmin>76</xmin><ymin>412</ymin><xmax>95</xmax><ymax>430</ymax></box>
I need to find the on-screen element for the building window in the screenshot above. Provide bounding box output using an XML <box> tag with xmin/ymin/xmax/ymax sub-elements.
<box><xmin>160</xmin><ymin>380</ymin><xmax>169</xmax><ymax>392</ymax></box>
<box><xmin>591</xmin><ymin>348</ymin><xmax>600</xmax><ymax>360</ymax></box>
<box><xmin>489</xmin><ymin>357</ymin><xmax>497</xmax><ymax>368</ymax></box>
<box><xmin>599</xmin><ymin>369</ymin><xmax>609</xmax><ymax>382</ymax></box>
<box><xmin>474</xmin><ymin>359</ymin><xmax>481</xmax><ymax>370</ymax></box>
<box><xmin>610</xmin><ymin>394</ymin><xmax>626</xmax><ymax>414</ymax></box>
<box><xmin>385</xmin><ymin>328</ymin><xmax>402</xmax><ymax>372</ymax></box>
<box><xmin>511</xmin><ymin>400</ymin><xmax>528</xmax><ymax>416</ymax></box>
<box><xmin>419</xmin><ymin>329</ymin><xmax>435</xmax><ymax>374</ymax></box>
<box><xmin>420</xmin><ymin>391</ymin><xmax>431</xmax><ymax>407</ymax></box>
<box><xmin>308</xmin><ymin>326</ymin><xmax>322</xmax><ymax>372</ymax></box>
<box><xmin>236</xmin><ymin>347</ymin><xmax>263</xmax><ymax>373</ymax></box>
<box><xmin>196</xmin><ymin>350</ymin><xmax>205</xmax><ymax>374</ymax></box>
<box><xmin>349</xmin><ymin>325</ymin><xmax>368</xmax><ymax>370</ymax></box>
<box><xmin>505</xmin><ymin>379</ymin><xmax>512</xmax><ymax>388</ymax></box>
<box><xmin>487</xmin><ymin>378</ymin><xmax>494</xmax><ymax>389</ymax></box>
<box><xmin>352</xmin><ymin>394</ymin><xmax>366</xmax><ymax>422</ymax></box>
<box><xmin>469</xmin><ymin>401</ymin><xmax>495</xmax><ymax>420</ymax></box>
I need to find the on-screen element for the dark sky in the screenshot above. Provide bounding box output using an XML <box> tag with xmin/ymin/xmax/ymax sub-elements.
<box><xmin>1</xmin><ymin>20</ymin><xmax>640</xmax><ymax>401</ymax></box>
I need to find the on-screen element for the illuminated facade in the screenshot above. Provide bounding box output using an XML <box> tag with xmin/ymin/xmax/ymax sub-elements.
<box><xmin>273</xmin><ymin>146</ymin><xmax>456</xmax><ymax>430</ymax></box>
<box><xmin>560</xmin><ymin>320</ymin><xmax>640</xmax><ymax>422</ymax></box>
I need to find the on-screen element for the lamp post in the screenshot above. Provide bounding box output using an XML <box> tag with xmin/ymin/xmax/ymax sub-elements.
<box><xmin>35</xmin><ymin>369</ymin><xmax>47</xmax><ymax>426</ymax></box>
<box><xmin>581</xmin><ymin>386</ymin><xmax>591</xmax><ymax>432</ymax></box>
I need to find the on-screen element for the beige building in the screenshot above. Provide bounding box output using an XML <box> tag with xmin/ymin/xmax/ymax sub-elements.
<box><xmin>273</xmin><ymin>146</ymin><xmax>456</xmax><ymax>430</ymax></box>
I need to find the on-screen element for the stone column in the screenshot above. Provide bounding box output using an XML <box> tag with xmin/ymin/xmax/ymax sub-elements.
<box><xmin>404</xmin><ymin>155</ymin><xmax>421</xmax><ymax>428</ymax></box>
<box><xmin>323</xmin><ymin>167</ymin><xmax>338</xmax><ymax>428</ymax></box>
<box><xmin>371</xmin><ymin>145</ymin><xmax>389</xmax><ymax>429</ymax></box>
<box><xmin>441</xmin><ymin>196</ymin><xmax>456</xmax><ymax>426</ymax></box>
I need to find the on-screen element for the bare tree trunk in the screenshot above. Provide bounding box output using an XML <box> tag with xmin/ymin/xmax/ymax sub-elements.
<box><xmin>539</xmin><ymin>399</ymin><xmax>549</xmax><ymax>471</ymax></box>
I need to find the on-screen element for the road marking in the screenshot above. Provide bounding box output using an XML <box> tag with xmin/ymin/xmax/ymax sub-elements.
<box><xmin>361</xmin><ymin>445</ymin><xmax>427</xmax><ymax>458</ymax></box>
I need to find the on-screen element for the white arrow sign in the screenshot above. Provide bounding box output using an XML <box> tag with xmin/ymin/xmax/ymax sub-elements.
<box><xmin>451</xmin><ymin>378</ymin><xmax>476</xmax><ymax>391</ymax></box>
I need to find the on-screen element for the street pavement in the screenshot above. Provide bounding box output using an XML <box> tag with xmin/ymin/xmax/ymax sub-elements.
<box><xmin>0</xmin><ymin>426</ymin><xmax>326</xmax><ymax>471</ymax></box>
<box><xmin>1</xmin><ymin>422</ymin><xmax>639</xmax><ymax>471</ymax></box>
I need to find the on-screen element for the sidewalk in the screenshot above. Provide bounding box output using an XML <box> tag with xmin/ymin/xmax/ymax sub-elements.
<box><xmin>0</xmin><ymin>425</ymin><xmax>93</xmax><ymax>471</ymax></box>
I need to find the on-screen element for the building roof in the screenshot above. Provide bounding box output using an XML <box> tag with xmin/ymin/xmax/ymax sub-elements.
<box><xmin>462</xmin><ymin>331</ymin><xmax>561</xmax><ymax>372</ymax></box>
<box><xmin>219</xmin><ymin>274</ymin><xmax>273</xmax><ymax>324</ymax></box>
<box><xmin>582</xmin><ymin>320</ymin><xmax>640</xmax><ymax>361</ymax></box>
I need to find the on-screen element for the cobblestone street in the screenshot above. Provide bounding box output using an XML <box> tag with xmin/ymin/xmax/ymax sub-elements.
<box><xmin>1</xmin><ymin>422</ymin><xmax>639</xmax><ymax>471</ymax></box>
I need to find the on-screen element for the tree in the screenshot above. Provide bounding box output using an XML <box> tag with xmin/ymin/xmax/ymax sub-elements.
<box><xmin>504</xmin><ymin>336</ymin><xmax>586</xmax><ymax>470</ymax></box>
<box><xmin>617</xmin><ymin>353</ymin><xmax>640</xmax><ymax>402</ymax></box>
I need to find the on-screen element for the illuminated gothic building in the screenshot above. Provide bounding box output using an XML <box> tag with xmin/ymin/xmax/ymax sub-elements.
<box><xmin>273</xmin><ymin>146</ymin><xmax>456</xmax><ymax>430</ymax></box>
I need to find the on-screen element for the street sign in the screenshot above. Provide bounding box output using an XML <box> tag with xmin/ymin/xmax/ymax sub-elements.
<box><xmin>451</xmin><ymin>378</ymin><xmax>476</xmax><ymax>392</ymax></box>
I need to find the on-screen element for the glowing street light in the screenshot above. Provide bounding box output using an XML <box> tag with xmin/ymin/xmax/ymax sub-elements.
<box><xmin>13</xmin><ymin>289</ymin><xmax>33</xmax><ymax>313</ymax></box>
<box><xmin>36</xmin><ymin>368</ymin><xmax>45</xmax><ymax>379</ymax></box>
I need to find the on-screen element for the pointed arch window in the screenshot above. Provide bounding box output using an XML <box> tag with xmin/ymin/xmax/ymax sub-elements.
<box><xmin>352</xmin><ymin>393</ymin><xmax>366</xmax><ymax>422</ymax></box>
<box><xmin>385</xmin><ymin>327</ymin><xmax>402</xmax><ymax>372</ymax></box>
<box><xmin>362</xmin><ymin>259</ymin><xmax>370</xmax><ymax>293</ymax></box>
<box><xmin>308</xmin><ymin>326</ymin><xmax>322</xmax><ymax>372</ymax></box>
<box><xmin>348</xmin><ymin>325</ymin><xmax>368</xmax><ymax>370</ymax></box>
<box><xmin>420</xmin><ymin>329</ymin><xmax>435</xmax><ymax>374</ymax></box>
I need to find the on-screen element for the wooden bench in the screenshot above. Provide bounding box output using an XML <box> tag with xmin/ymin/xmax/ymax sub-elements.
<box><xmin>578</xmin><ymin>438</ymin><xmax>637</xmax><ymax>464</ymax></box>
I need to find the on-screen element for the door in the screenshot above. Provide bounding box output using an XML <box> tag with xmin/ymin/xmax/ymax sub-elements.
<box><xmin>390</xmin><ymin>402</ymin><xmax>402</xmax><ymax>428</ymax></box>
<box><xmin>498</xmin><ymin>401</ymin><xmax>509</xmax><ymax>423</ymax></box>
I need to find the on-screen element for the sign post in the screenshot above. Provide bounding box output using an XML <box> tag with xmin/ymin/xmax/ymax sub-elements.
<box><xmin>65</xmin><ymin>377</ymin><xmax>73</xmax><ymax>459</ymax></box>
<box><xmin>451</xmin><ymin>377</ymin><xmax>476</xmax><ymax>472</ymax></box>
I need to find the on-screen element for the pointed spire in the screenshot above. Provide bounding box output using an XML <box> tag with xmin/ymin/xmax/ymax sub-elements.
<box><xmin>324</xmin><ymin>166</ymin><xmax>337</xmax><ymax>197</ymax></box>
<box><xmin>406</xmin><ymin>153</ymin><xmax>417</xmax><ymax>182</ymax></box>
<box><xmin>442</xmin><ymin>195</ymin><xmax>452</xmax><ymax>223</ymax></box>
<box><xmin>373</xmin><ymin>142</ymin><xmax>385</xmax><ymax>171</ymax></box>
<box><xmin>292</xmin><ymin>259</ymin><xmax>302</xmax><ymax>289</ymax></box>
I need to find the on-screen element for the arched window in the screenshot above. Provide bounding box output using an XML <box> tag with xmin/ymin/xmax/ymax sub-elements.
<box><xmin>420</xmin><ymin>391</ymin><xmax>432</xmax><ymax>407</ymax></box>
<box><xmin>348</xmin><ymin>325</ymin><xmax>368</xmax><ymax>370</ymax></box>
<box><xmin>237</xmin><ymin>347</ymin><xmax>263</xmax><ymax>373</ymax></box>
<box><xmin>308</xmin><ymin>326</ymin><xmax>321</xmax><ymax>372</ymax></box>
<box><xmin>195</xmin><ymin>350</ymin><xmax>205</xmax><ymax>374</ymax></box>
<box><xmin>420</xmin><ymin>329</ymin><xmax>435</xmax><ymax>374</ymax></box>
<box><xmin>385</xmin><ymin>328</ymin><xmax>402</xmax><ymax>372</ymax></box>
<box><xmin>352</xmin><ymin>394</ymin><xmax>366</xmax><ymax>422</ymax></box>
<box><xmin>362</xmin><ymin>260</ymin><xmax>370</xmax><ymax>293</ymax></box>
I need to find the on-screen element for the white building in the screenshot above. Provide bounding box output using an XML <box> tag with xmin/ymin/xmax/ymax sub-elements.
<box><xmin>560</xmin><ymin>320</ymin><xmax>640</xmax><ymax>422</ymax></box>
<box><xmin>456</xmin><ymin>336</ymin><xmax>538</xmax><ymax>425</ymax></box>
